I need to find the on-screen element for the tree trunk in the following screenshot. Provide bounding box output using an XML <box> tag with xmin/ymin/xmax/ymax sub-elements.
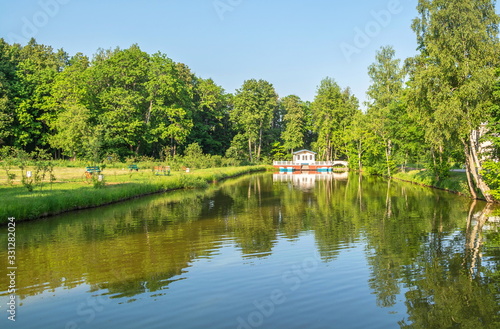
<box><xmin>326</xmin><ymin>136</ymin><xmax>332</xmax><ymax>161</ymax></box>
<box><xmin>465</xmin><ymin>201</ymin><xmax>492</xmax><ymax>277</ymax></box>
<box><xmin>248</xmin><ymin>137</ymin><xmax>253</xmax><ymax>162</ymax></box>
<box><xmin>145</xmin><ymin>99</ymin><xmax>153</xmax><ymax>124</ymax></box>
<box><xmin>465</xmin><ymin>130</ymin><xmax>494</xmax><ymax>202</ymax></box>
<box><xmin>257</xmin><ymin>124</ymin><xmax>263</xmax><ymax>160</ymax></box>
<box><xmin>135</xmin><ymin>141</ymin><xmax>141</xmax><ymax>155</ymax></box>
<box><xmin>385</xmin><ymin>179</ymin><xmax>392</xmax><ymax>219</ymax></box>
<box><xmin>431</xmin><ymin>149</ymin><xmax>438</xmax><ymax>181</ymax></box>
<box><xmin>403</xmin><ymin>152</ymin><xmax>408</xmax><ymax>173</ymax></box>
<box><xmin>358</xmin><ymin>140</ymin><xmax>362</xmax><ymax>171</ymax></box>
<box><xmin>464</xmin><ymin>141</ymin><xmax>478</xmax><ymax>199</ymax></box>
<box><xmin>385</xmin><ymin>139</ymin><xmax>392</xmax><ymax>177</ymax></box>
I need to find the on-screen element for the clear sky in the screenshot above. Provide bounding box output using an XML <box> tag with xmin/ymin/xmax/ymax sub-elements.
<box><xmin>1</xmin><ymin>0</ymin><xmax>423</xmax><ymax>106</ymax></box>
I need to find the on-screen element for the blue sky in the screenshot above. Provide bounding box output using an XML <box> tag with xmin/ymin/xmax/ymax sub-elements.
<box><xmin>1</xmin><ymin>0</ymin><xmax>423</xmax><ymax>106</ymax></box>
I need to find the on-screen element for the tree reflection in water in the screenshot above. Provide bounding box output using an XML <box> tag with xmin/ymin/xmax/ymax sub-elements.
<box><xmin>1</xmin><ymin>173</ymin><xmax>499</xmax><ymax>328</ymax></box>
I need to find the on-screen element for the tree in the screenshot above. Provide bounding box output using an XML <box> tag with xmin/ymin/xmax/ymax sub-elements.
<box><xmin>280</xmin><ymin>95</ymin><xmax>307</xmax><ymax>153</ymax></box>
<box><xmin>345</xmin><ymin>109</ymin><xmax>368</xmax><ymax>170</ymax></box>
<box><xmin>311</xmin><ymin>78</ymin><xmax>358</xmax><ymax>161</ymax></box>
<box><xmin>13</xmin><ymin>38</ymin><xmax>68</xmax><ymax>151</ymax></box>
<box><xmin>90</xmin><ymin>45</ymin><xmax>150</xmax><ymax>156</ymax></box>
<box><xmin>407</xmin><ymin>0</ymin><xmax>500</xmax><ymax>201</ymax></box>
<box><xmin>365</xmin><ymin>46</ymin><xmax>405</xmax><ymax>176</ymax></box>
<box><xmin>189</xmin><ymin>78</ymin><xmax>232</xmax><ymax>155</ymax></box>
<box><xmin>145</xmin><ymin>52</ymin><xmax>194</xmax><ymax>157</ymax></box>
<box><xmin>231</xmin><ymin>79</ymin><xmax>278</xmax><ymax>162</ymax></box>
<box><xmin>48</xmin><ymin>53</ymin><xmax>95</xmax><ymax>159</ymax></box>
<box><xmin>0</xmin><ymin>39</ymin><xmax>18</xmax><ymax>146</ymax></box>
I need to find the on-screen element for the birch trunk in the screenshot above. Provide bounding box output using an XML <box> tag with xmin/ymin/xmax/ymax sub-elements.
<box><xmin>464</xmin><ymin>130</ymin><xmax>494</xmax><ymax>202</ymax></box>
<box><xmin>248</xmin><ymin>138</ymin><xmax>253</xmax><ymax>163</ymax></box>
<box><xmin>385</xmin><ymin>139</ymin><xmax>392</xmax><ymax>177</ymax></box>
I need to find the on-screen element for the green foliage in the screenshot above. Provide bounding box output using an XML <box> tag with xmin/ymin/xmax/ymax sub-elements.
<box><xmin>2</xmin><ymin>25</ymin><xmax>500</xmax><ymax>195</ymax></box>
<box><xmin>407</xmin><ymin>0</ymin><xmax>500</xmax><ymax>193</ymax></box>
<box><xmin>280</xmin><ymin>95</ymin><xmax>308</xmax><ymax>152</ymax></box>
<box><xmin>178</xmin><ymin>142</ymin><xmax>239</xmax><ymax>169</ymax></box>
<box><xmin>188</xmin><ymin>78</ymin><xmax>233</xmax><ymax>155</ymax></box>
<box><xmin>226</xmin><ymin>134</ymin><xmax>249</xmax><ymax>162</ymax></box>
<box><xmin>311</xmin><ymin>78</ymin><xmax>358</xmax><ymax>161</ymax></box>
<box><xmin>0</xmin><ymin>39</ymin><xmax>18</xmax><ymax>146</ymax></box>
<box><xmin>0</xmin><ymin>146</ymin><xmax>18</xmax><ymax>185</ymax></box>
<box><xmin>393</xmin><ymin>170</ymin><xmax>471</xmax><ymax>196</ymax></box>
<box><xmin>231</xmin><ymin>79</ymin><xmax>278</xmax><ymax>162</ymax></box>
<box><xmin>13</xmin><ymin>148</ymin><xmax>58</xmax><ymax>192</ymax></box>
<box><xmin>32</xmin><ymin>148</ymin><xmax>57</xmax><ymax>191</ymax></box>
<box><xmin>270</xmin><ymin>142</ymin><xmax>290</xmax><ymax>161</ymax></box>
<box><xmin>91</xmin><ymin>173</ymin><xmax>106</xmax><ymax>189</ymax></box>
<box><xmin>13</xmin><ymin>39</ymin><xmax>68</xmax><ymax>150</ymax></box>
<box><xmin>481</xmin><ymin>161</ymin><xmax>500</xmax><ymax>200</ymax></box>
<box><xmin>364</xmin><ymin>46</ymin><xmax>406</xmax><ymax>177</ymax></box>
<box><xmin>426</xmin><ymin>153</ymin><xmax>452</xmax><ymax>181</ymax></box>
<box><xmin>179</xmin><ymin>174</ymin><xmax>209</xmax><ymax>189</ymax></box>
<box><xmin>182</xmin><ymin>142</ymin><xmax>204</xmax><ymax>169</ymax></box>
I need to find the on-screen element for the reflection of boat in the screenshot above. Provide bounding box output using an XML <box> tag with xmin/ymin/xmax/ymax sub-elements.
<box><xmin>331</xmin><ymin>172</ymin><xmax>349</xmax><ymax>180</ymax></box>
<box><xmin>273</xmin><ymin>171</ymin><xmax>348</xmax><ymax>190</ymax></box>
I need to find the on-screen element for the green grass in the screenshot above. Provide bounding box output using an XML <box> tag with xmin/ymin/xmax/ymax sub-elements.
<box><xmin>0</xmin><ymin>166</ymin><xmax>268</xmax><ymax>223</ymax></box>
<box><xmin>393</xmin><ymin>169</ymin><xmax>471</xmax><ymax>197</ymax></box>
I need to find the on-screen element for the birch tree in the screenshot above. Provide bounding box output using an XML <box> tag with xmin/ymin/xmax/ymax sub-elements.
<box><xmin>366</xmin><ymin>46</ymin><xmax>404</xmax><ymax>176</ymax></box>
<box><xmin>407</xmin><ymin>0</ymin><xmax>500</xmax><ymax>201</ymax></box>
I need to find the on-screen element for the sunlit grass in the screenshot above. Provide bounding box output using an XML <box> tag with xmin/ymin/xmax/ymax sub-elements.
<box><xmin>0</xmin><ymin>165</ymin><xmax>269</xmax><ymax>223</ymax></box>
<box><xmin>393</xmin><ymin>170</ymin><xmax>471</xmax><ymax>197</ymax></box>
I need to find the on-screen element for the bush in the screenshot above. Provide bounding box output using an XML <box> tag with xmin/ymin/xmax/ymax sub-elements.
<box><xmin>179</xmin><ymin>174</ymin><xmax>209</xmax><ymax>189</ymax></box>
<box><xmin>481</xmin><ymin>161</ymin><xmax>500</xmax><ymax>200</ymax></box>
<box><xmin>103</xmin><ymin>152</ymin><xmax>123</xmax><ymax>165</ymax></box>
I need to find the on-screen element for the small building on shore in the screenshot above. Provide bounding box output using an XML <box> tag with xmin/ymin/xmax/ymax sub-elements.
<box><xmin>273</xmin><ymin>149</ymin><xmax>348</xmax><ymax>172</ymax></box>
<box><xmin>293</xmin><ymin>149</ymin><xmax>317</xmax><ymax>165</ymax></box>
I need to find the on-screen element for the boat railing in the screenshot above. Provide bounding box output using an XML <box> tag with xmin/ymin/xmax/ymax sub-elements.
<box><xmin>273</xmin><ymin>161</ymin><xmax>338</xmax><ymax>166</ymax></box>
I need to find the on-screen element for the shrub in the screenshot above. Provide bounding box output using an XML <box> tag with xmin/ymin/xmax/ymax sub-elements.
<box><xmin>179</xmin><ymin>174</ymin><xmax>209</xmax><ymax>189</ymax></box>
<box><xmin>481</xmin><ymin>161</ymin><xmax>500</xmax><ymax>200</ymax></box>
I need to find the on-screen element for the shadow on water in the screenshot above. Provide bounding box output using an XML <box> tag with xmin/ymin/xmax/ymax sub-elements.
<box><xmin>1</xmin><ymin>172</ymin><xmax>499</xmax><ymax>328</ymax></box>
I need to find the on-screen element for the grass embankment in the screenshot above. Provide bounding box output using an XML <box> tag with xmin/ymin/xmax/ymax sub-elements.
<box><xmin>393</xmin><ymin>169</ymin><xmax>471</xmax><ymax>197</ymax></box>
<box><xmin>0</xmin><ymin>165</ymin><xmax>268</xmax><ymax>223</ymax></box>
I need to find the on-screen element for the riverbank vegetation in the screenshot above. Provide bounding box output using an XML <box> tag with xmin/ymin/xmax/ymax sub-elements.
<box><xmin>2</xmin><ymin>0</ymin><xmax>500</xmax><ymax>201</ymax></box>
<box><xmin>393</xmin><ymin>170</ymin><xmax>471</xmax><ymax>197</ymax></box>
<box><xmin>0</xmin><ymin>165</ymin><xmax>268</xmax><ymax>223</ymax></box>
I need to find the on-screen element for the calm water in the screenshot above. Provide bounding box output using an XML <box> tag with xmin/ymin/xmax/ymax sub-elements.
<box><xmin>1</xmin><ymin>173</ymin><xmax>500</xmax><ymax>329</ymax></box>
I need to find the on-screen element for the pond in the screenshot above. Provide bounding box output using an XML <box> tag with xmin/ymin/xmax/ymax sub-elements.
<box><xmin>1</xmin><ymin>172</ymin><xmax>500</xmax><ymax>329</ymax></box>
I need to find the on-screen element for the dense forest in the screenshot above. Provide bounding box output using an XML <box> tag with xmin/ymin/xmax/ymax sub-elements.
<box><xmin>2</xmin><ymin>0</ymin><xmax>500</xmax><ymax>200</ymax></box>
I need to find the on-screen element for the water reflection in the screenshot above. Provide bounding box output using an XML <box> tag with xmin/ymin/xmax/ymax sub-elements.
<box><xmin>398</xmin><ymin>201</ymin><xmax>500</xmax><ymax>328</ymax></box>
<box><xmin>0</xmin><ymin>173</ymin><xmax>499</xmax><ymax>328</ymax></box>
<box><xmin>273</xmin><ymin>171</ymin><xmax>348</xmax><ymax>191</ymax></box>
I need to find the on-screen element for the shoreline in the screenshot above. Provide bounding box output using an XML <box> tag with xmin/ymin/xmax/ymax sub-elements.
<box><xmin>391</xmin><ymin>169</ymin><xmax>485</xmax><ymax>200</ymax></box>
<box><xmin>0</xmin><ymin>166</ymin><xmax>269</xmax><ymax>224</ymax></box>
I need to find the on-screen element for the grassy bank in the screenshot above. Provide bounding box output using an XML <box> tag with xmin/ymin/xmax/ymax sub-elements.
<box><xmin>393</xmin><ymin>169</ymin><xmax>471</xmax><ymax>197</ymax></box>
<box><xmin>0</xmin><ymin>165</ymin><xmax>268</xmax><ymax>223</ymax></box>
